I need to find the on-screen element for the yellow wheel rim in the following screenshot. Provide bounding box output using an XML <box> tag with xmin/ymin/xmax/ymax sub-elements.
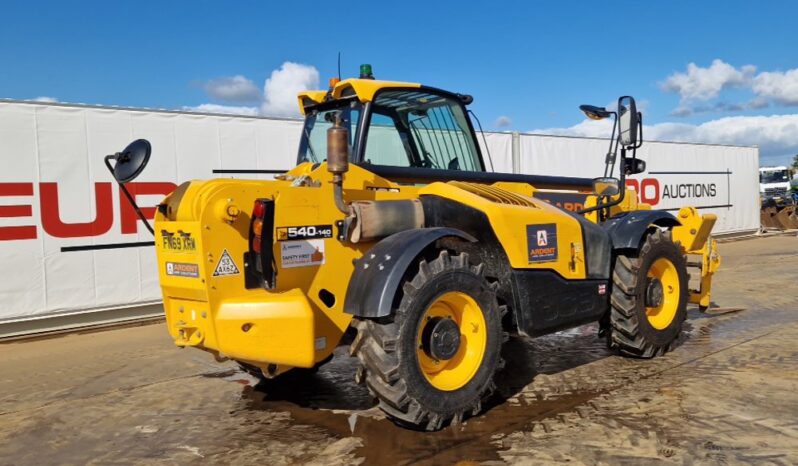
<box><xmin>645</xmin><ymin>257</ymin><xmax>680</xmax><ymax>330</ymax></box>
<box><xmin>416</xmin><ymin>291</ymin><xmax>487</xmax><ymax>391</ymax></box>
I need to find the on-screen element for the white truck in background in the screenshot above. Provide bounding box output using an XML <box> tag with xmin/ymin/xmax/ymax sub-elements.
<box><xmin>759</xmin><ymin>166</ymin><xmax>794</xmax><ymax>207</ymax></box>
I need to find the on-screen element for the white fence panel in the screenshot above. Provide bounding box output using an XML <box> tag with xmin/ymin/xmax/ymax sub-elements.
<box><xmin>0</xmin><ymin>101</ymin><xmax>760</xmax><ymax>328</ymax></box>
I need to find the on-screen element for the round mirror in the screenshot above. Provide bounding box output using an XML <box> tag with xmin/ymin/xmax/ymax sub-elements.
<box><xmin>113</xmin><ymin>139</ymin><xmax>151</xmax><ymax>183</ymax></box>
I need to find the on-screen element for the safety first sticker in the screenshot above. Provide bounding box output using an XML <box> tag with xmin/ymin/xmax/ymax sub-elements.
<box><xmin>280</xmin><ymin>239</ymin><xmax>325</xmax><ymax>268</ymax></box>
<box><xmin>527</xmin><ymin>223</ymin><xmax>558</xmax><ymax>263</ymax></box>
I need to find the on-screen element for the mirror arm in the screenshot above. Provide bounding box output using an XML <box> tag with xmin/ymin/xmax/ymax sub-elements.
<box><xmin>603</xmin><ymin>112</ymin><xmax>618</xmax><ymax>178</ymax></box>
<box><xmin>577</xmin><ymin>147</ymin><xmax>627</xmax><ymax>217</ymax></box>
<box><xmin>105</xmin><ymin>154</ymin><xmax>155</xmax><ymax>236</ymax></box>
<box><xmin>636</xmin><ymin>113</ymin><xmax>643</xmax><ymax>149</ymax></box>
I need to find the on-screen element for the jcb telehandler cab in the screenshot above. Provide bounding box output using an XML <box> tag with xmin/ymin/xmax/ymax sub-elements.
<box><xmin>106</xmin><ymin>67</ymin><xmax>720</xmax><ymax>430</ymax></box>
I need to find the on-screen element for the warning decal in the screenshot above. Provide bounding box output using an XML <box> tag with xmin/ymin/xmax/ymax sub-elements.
<box><xmin>213</xmin><ymin>249</ymin><xmax>241</xmax><ymax>277</ymax></box>
<box><xmin>527</xmin><ymin>223</ymin><xmax>558</xmax><ymax>263</ymax></box>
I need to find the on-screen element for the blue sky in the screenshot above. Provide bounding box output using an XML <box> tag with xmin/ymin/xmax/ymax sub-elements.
<box><xmin>2</xmin><ymin>0</ymin><xmax>797</xmax><ymax>165</ymax></box>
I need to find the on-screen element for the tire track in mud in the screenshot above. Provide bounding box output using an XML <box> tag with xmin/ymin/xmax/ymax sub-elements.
<box><xmin>237</xmin><ymin>300</ymin><xmax>796</xmax><ymax>465</ymax></box>
<box><xmin>1</xmin><ymin>237</ymin><xmax>796</xmax><ymax>465</ymax></box>
<box><xmin>410</xmin><ymin>312</ymin><xmax>797</xmax><ymax>465</ymax></box>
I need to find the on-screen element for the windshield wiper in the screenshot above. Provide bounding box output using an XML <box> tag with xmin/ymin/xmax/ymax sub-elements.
<box><xmin>303</xmin><ymin>127</ymin><xmax>319</xmax><ymax>163</ymax></box>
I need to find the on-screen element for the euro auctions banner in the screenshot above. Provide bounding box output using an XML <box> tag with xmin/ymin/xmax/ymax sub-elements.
<box><xmin>0</xmin><ymin>101</ymin><xmax>301</xmax><ymax>322</ymax></box>
<box><xmin>517</xmin><ymin>134</ymin><xmax>760</xmax><ymax>235</ymax></box>
<box><xmin>0</xmin><ymin>101</ymin><xmax>759</xmax><ymax>324</ymax></box>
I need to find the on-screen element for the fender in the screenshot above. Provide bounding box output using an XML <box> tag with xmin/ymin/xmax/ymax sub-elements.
<box><xmin>602</xmin><ymin>210</ymin><xmax>680</xmax><ymax>250</ymax></box>
<box><xmin>344</xmin><ymin>227</ymin><xmax>476</xmax><ymax>318</ymax></box>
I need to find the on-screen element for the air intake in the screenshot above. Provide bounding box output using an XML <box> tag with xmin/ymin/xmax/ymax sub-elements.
<box><xmin>449</xmin><ymin>181</ymin><xmax>535</xmax><ymax>207</ymax></box>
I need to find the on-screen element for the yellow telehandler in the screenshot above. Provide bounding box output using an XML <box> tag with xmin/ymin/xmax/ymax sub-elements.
<box><xmin>106</xmin><ymin>65</ymin><xmax>720</xmax><ymax>430</ymax></box>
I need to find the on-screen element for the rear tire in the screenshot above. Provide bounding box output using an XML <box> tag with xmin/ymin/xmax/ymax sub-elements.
<box><xmin>350</xmin><ymin>250</ymin><xmax>504</xmax><ymax>430</ymax></box>
<box><xmin>608</xmin><ymin>229</ymin><xmax>688</xmax><ymax>358</ymax></box>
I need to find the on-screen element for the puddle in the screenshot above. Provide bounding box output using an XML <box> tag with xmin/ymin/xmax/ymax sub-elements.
<box><xmin>236</xmin><ymin>326</ymin><xmax>615</xmax><ymax>465</ymax></box>
<box><xmin>227</xmin><ymin>303</ymin><xmax>798</xmax><ymax>465</ymax></box>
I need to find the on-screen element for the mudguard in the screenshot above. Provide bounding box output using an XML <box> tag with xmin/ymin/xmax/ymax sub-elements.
<box><xmin>602</xmin><ymin>210</ymin><xmax>680</xmax><ymax>250</ymax></box>
<box><xmin>344</xmin><ymin>227</ymin><xmax>476</xmax><ymax>318</ymax></box>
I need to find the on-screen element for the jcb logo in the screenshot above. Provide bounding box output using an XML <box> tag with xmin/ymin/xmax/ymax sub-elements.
<box><xmin>0</xmin><ymin>181</ymin><xmax>176</xmax><ymax>241</ymax></box>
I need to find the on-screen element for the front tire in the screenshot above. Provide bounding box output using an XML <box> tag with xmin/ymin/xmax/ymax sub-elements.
<box><xmin>608</xmin><ymin>229</ymin><xmax>688</xmax><ymax>358</ymax></box>
<box><xmin>350</xmin><ymin>250</ymin><xmax>504</xmax><ymax>430</ymax></box>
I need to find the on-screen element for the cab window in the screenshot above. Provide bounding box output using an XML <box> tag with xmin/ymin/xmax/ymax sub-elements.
<box><xmin>363</xmin><ymin>90</ymin><xmax>482</xmax><ymax>171</ymax></box>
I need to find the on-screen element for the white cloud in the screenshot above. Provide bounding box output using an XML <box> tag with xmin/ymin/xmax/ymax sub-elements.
<box><xmin>204</xmin><ymin>75</ymin><xmax>261</xmax><ymax>103</ymax></box>
<box><xmin>494</xmin><ymin>116</ymin><xmax>512</xmax><ymax>128</ymax></box>
<box><xmin>533</xmin><ymin>113</ymin><xmax>798</xmax><ymax>161</ymax></box>
<box><xmin>669</xmin><ymin>100</ymin><xmax>763</xmax><ymax>117</ymax></box>
<box><xmin>191</xmin><ymin>62</ymin><xmax>319</xmax><ymax>118</ymax></box>
<box><xmin>182</xmin><ymin>103</ymin><xmax>259</xmax><ymax>116</ymax></box>
<box><xmin>661</xmin><ymin>60</ymin><xmax>798</xmax><ymax>115</ymax></box>
<box><xmin>260</xmin><ymin>62</ymin><xmax>320</xmax><ymax>117</ymax></box>
<box><xmin>33</xmin><ymin>96</ymin><xmax>58</xmax><ymax>103</ymax></box>
<box><xmin>752</xmin><ymin>68</ymin><xmax>798</xmax><ymax>106</ymax></box>
<box><xmin>661</xmin><ymin>59</ymin><xmax>755</xmax><ymax>102</ymax></box>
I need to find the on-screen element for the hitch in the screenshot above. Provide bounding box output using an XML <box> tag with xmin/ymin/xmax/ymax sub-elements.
<box><xmin>672</xmin><ymin>207</ymin><xmax>722</xmax><ymax>310</ymax></box>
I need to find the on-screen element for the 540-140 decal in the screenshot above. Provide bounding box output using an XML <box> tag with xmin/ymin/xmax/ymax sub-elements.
<box><xmin>276</xmin><ymin>225</ymin><xmax>333</xmax><ymax>241</ymax></box>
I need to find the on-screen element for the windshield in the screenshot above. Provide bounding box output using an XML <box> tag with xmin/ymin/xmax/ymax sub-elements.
<box><xmin>297</xmin><ymin>99</ymin><xmax>362</xmax><ymax>164</ymax></box>
<box><xmin>363</xmin><ymin>90</ymin><xmax>482</xmax><ymax>171</ymax></box>
<box><xmin>760</xmin><ymin>170</ymin><xmax>789</xmax><ymax>184</ymax></box>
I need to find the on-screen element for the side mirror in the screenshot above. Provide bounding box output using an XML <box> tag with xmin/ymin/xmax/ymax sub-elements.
<box><xmin>618</xmin><ymin>96</ymin><xmax>639</xmax><ymax>148</ymax></box>
<box><xmin>624</xmin><ymin>158</ymin><xmax>646</xmax><ymax>175</ymax></box>
<box><xmin>106</xmin><ymin>139</ymin><xmax>152</xmax><ymax>183</ymax></box>
<box><xmin>592</xmin><ymin>177</ymin><xmax>620</xmax><ymax>197</ymax></box>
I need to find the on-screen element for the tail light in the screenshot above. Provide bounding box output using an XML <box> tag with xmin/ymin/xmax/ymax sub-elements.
<box><xmin>251</xmin><ymin>201</ymin><xmax>266</xmax><ymax>253</ymax></box>
<box><xmin>245</xmin><ymin>199</ymin><xmax>275</xmax><ymax>289</ymax></box>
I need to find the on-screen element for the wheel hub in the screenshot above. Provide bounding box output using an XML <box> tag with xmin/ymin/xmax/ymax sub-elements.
<box><xmin>646</xmin><ymin>277</ymin><xmax>664</xmax><ymax>308</ymax></box>
<box><xmin>422</xmin><ymin>317</ymin><xmax>461</xmax><ymax>361</ymax></box>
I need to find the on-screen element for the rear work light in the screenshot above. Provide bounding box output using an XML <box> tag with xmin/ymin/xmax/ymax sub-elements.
<box><xmin>245</xmin><ymin>199</ymin><xmax>275</xmax><ymax>289</ymax></box>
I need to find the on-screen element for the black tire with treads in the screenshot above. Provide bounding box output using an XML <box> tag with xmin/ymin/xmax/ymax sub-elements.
<box><xmin>608</xmin><ymin>229</ymin><xmax>689</xmax><ymax>358</ymax></box>
<box><xmin>350</xmin><ymin>250</ymin><xmax>505</xmax><ymax>431</ymax></box>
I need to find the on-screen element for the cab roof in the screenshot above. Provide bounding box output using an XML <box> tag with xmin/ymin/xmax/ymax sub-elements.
<box><xmin>297</xmin><ymin>78</ymin><xmax>421</xmax><ymax>115</ymax></box>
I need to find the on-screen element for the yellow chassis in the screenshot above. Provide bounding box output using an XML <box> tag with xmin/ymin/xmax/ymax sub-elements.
<box><xmin>155</xmin><ymin>163</ymin><xmax>721</xmax><ymax>377</ymax></box>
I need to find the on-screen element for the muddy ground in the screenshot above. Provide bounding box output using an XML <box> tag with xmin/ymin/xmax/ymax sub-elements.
<box><xmin>1</xmin><ymin>235</ymin><xmax>797</xmax><ymax>465</ymax></box>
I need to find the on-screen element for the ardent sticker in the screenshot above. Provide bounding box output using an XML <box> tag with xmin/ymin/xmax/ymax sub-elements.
<box><xmin>212</xmin><ymin>249</ymin><xmax>240</xmax><ymax>277</ymax></box>
<box><xmin>280</xmin><ymin>239</ymin><xmax>325</xmax><ymax>268</ymax></box>
<box><xmin>166</xmin><ymin>262</ymin><xmax>199</xmax><ymax>278</ymax></box>
<box><xmin>527</xmin><ymin>223</ymin><xmax>558</xmax><ymax>263</ymax></box>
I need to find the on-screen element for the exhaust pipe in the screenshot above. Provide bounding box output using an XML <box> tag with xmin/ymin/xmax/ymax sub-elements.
<box><xmin>327</xmin><ymin>115</ymin><xmax>351</xmax><ymax>215</ymax></box>
<box><xmin>325</xmin><ymin>115</ymin><xmax>425</xmax><ymax>242</ymax></box>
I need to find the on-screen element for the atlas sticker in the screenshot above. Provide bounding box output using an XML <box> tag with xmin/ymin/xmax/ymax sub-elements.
<box><xmin>527</xmin><ymin>223</ymin><xmax>558</xmax><ymax>263</ymax></box>
<box><xmin>165</xmin><ymin>262</ymin><xmax>199</xmax><ymax>278</ymax></box>
<box><xmin>280</xmin><ymin>239</ymin><xmax>325</xmax><ymax>268</ymax></box>
<box><xmin>213</xmin><ymin>249</ymin><xmax>240</xmax><ymax>277</ymax></box>
<box><xmin>276</xmin><ymin>225</ymin><xmax>333</xmax><ymax>241</ymax></box>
